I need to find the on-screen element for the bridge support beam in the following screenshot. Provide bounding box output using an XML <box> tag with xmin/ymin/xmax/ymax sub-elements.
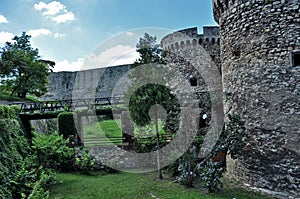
<box><xmin>121</xmin><ymin>111</ymin><xmax>134</xmax><ymax>150</ymax></box>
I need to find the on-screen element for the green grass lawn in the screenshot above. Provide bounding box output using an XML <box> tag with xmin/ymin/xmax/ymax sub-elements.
<box><xmin>84</xmin><ymin>119</ymin><xmax>122</xmax><ymax>146</ymax></box>
<box><xmin>84</xmin><ymin>119</ymin><xmax>166</xmax><ymax>138</ymax></box>
<box><xmin>84</xmin><ymin>119</ymin><xmax>122</xmax><ymax>138</ymax></box>
<box><xmin>49</xmin><ymin>172</ymin><xmax>273</xmax><ymax>199</ymax></box>
<box><xmin>83</xmin><ymin>119</ymin><xmax>168</xmax><ymax>146</ymax></box>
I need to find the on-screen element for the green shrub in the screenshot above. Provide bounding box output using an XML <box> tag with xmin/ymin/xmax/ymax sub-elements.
<box><xmin>27</xmin><ymin>171</ymin><xmax>51</xmax><ymax>199</ymax></box>
<box><xmin>57</xmin><ymin>112</ymin><xmax>78</xmax><ymax>139</ymax></box>
<box><xmin>75</xmin><ymin>147</ymin><xmax>95</xmax><ymax>174</ymax></box>
<box><xmin>31</xmin><ymin>131</ymin><xmax>74</xmax><ymax>172</ymax></box>
<box><xmin>0</xmin><ymin>117</ymin><xmax>30</xmax><ymax>198</ymax></box>
<box><xmin>0</xmin><ymin>105</ymin><xmax>63</xmax><ymax>198</ymax></box>
<box><xmin>0</xmin><ymin>105</ymin><xmax>20</xmax><ymax>120</ymax></box>
<box><xmin>11</xmin><ymin>155</ymin><xmax>54</xmax><ymax>199</ymax></box>
<box><xmin>175</xmin><ymin>114</ymin><xmax>246</xmax><ymax>192</ymax></box>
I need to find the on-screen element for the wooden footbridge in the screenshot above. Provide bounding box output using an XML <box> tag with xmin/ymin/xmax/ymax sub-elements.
<box><xmin>8</xmin><ymin>97</ymin><xmax>135</xmax><ymax>148</ymax></box>
<box><xmin>9</xmin><ymin>97</ymin><xmax>124</xmax><ymax>114</ymax></box>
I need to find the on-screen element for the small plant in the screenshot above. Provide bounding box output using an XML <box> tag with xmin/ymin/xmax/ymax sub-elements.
<box><xmin>75</xmin><ymin>148</ymin><xmax>95</xmax><ymax>174</ymax></box>
<box><xmin>175</xmin><ymin>114</ymin><xmax>247</xmax><ymax>192</ymax></box>
<box><xmin>11</xmin><ymin>155</ymin><xmax>55</xmax><ymax>199</ymax></box>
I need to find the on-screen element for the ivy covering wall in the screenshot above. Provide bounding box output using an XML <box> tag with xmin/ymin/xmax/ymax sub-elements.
<box><xmin>0</xmin><ymin>105</ymin><xmax>30</xmax><ymax>198</ymax></box>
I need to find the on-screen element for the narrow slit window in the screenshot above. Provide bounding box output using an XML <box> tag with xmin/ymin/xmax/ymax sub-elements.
<box><xmin>292</xmin><ymin>51</ymin><xmax>300</xmax><ymax>66</ymax></box>
<box><xmin>190</xmin><ymin>77</ymin><xmax>197</xmax><ymax>87</ymax></box>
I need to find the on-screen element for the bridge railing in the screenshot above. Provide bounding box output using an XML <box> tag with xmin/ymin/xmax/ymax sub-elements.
<box><xmin>9</xmin><ymin>97</ymin><xmax>124</xmax><ymax>114</ymax></box>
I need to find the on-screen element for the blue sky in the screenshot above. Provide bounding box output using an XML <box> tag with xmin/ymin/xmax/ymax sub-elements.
<box><xmin>0</xmin><ymin>0</ymin><xmax>217</xmax><ymax>71</ymax></box>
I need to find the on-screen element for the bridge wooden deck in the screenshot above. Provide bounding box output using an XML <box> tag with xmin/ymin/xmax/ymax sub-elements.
<box><xmin>8</xmin><ymin>97</ymin><xmax>124</xmax><ymax>114</ymax></box>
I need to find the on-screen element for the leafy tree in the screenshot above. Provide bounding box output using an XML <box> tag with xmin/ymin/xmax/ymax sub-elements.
<box><xmin>0</xmin><ymin>32</ymin><xmax>55</xmax><ymax>98</ymax></box>
<box><xmin>131</xmin><ymin>33</ymin><xmax>166</xmax><ymax>68</ymax></box>
<box><xmin>126</xmin><ymin>33</ymin><xmax>179</xmax><ymax>179</ymax></box>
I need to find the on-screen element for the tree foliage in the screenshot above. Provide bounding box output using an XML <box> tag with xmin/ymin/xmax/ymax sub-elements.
<box><xmin>126</xmin><ymin>33</ymin><xmax>180</xmax><ymax>179</ymax></box>
<box><xmin>0</xmin><ymin>32</ymin><xmax>55</xmax><ymax>98</ymax></box>
<box><xmin>131</xmin><ymin>33</ymin><xmax>166</xmax><ymax>68</ymax></box>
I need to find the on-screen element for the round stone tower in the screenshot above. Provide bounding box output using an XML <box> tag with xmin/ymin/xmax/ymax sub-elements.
<box><xmin>161</xmin><ymin>26</ymin><xmax>221</xmax><ymax>93</ymax></box>
<box><xmin>213</xmin><ymin>0</ymin><xmax>300</xmax><ymax>198</ymax></box>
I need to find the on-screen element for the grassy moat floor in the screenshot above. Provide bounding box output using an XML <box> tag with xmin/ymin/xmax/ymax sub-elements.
<box><xmin>49</xmin><ymin>171</ymin><xmax>274</xmax><ymax>199</ymax></box>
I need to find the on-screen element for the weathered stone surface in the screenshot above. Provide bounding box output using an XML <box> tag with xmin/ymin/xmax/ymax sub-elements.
<box><xmin>42</xmin><ymin>65</ymin><xmax>130</xmax><ymax>100</ymax></box>
<box><xmin>213</xmin><ymin>0</ymin><xmax>300</xmax><ymax>198</ymax></box>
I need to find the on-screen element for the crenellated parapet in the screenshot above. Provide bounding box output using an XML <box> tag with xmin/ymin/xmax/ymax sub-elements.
<box><xmin>161</xmin><ymin>27</ymin><xmax>220</xmax><ymax>52</ymax></box>
<box><xmin>161</xmin><ymin>26</ymin><xmax>221</xmax><ymax>75</ymax></box>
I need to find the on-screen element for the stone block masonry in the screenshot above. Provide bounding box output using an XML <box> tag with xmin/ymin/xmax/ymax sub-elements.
<box><xmin>43</xmin><ymin>65</ymin><xmax>131</xmax><ymax>100</ymax></box>
<box><xmin>213</xmin><ymin>0</ymin><xmax>300</xmax><ymax>198</ymax></box>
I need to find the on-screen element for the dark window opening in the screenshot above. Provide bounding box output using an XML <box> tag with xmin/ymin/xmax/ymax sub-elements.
<box><xmin>180</xmin><ymin>41</ymin><xmax>185</xmax><ymax>47</ymax></box>
<box><xmin>292</xmin><ymin>51</ymin><xmax>300</xmax><ymax>66</ymax></box>
<box><xmin>199</xmin><ymin>38</ymin><xmax>203</xmax><ymax>44</ymax></box>
<box><xmin>66</xmin><ymin>83</ymin><xmax>69</xmax><ymax>89</ymax></box>
<box><xmin>193</xmin><ymin>39</ymin><xmax>197</xmax><ymax>46</ymax></box>
<box><xmin>190</xmin><ymin>77</ymin><xmax>197</xmax><ymax>87</ymax></box>
<box><xmin>212</xmin><ymin>38</ymin><xmax>216</xmax><ymax>44</ymax></box>
<box><xmin>232</xmin><ymin>49</ymin><xmax>240</xmax><ymax>58</ymax></box>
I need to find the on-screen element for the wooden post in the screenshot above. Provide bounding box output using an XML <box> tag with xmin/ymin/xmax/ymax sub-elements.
<box><xmin>121</xmin><ymin>111</ymin><xmax>134</xmax><ymax>150</ymax></box>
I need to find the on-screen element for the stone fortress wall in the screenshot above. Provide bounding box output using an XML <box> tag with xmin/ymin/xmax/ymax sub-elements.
<box><xmin>160</xmin><ymin>26</ymin><xmax>225</xmax><ymax>166</ymax></box>
<box><xmin>161</xmin><ymin>26</ymin><xmax>221</xmax><ymax>73</ymax></box>
<box><xmin>212</xmin><ymin>0</ymin><xmax>300</xmax><ymax>198</ymax></box>
<box><xmin>43</xmin><ymin>65</ymin><xmax>131</xmax><ymax>100</ymax></box>
<box><xmin>160</xmin><ymin>26</ymin><xmax>222</xmax><ymax>97</ymax></box>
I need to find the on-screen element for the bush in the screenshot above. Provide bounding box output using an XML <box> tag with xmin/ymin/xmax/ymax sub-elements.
<box><xmin>0</xmin><ymin>116</ymin><xmax>30</xmax><ymax>198</ymax></box>
<box><xmin>27</xmin><ymin>171</ymin><xmax>51</xmax><ymax>199</ymax></box>
<box><xmin>0</xmin><ymin>105</ymin><xmax>20</xmax><ymax>120</ymax></box>
<box><xmin>0</xmin><ymin>105</ymin><xmax>55</xmax><ymax>198</ymax></box>
<box><xmin>174</xmin><ymin>114</ymin><xmax>246</xmax><ymax>192</ymax></box>
<box><xmin>0</xmin><ymin>105</ymin><xmax>68</xmax><ymax>198</ymax></box>
<box><xmin>31</xmin><ymin>131</ymin><xmax>74</xmax><ymax>172</ymax></box>
<box><xmin>75</xmin><ymin>147</ymin><xmax>95</xmax><ymax>174</ymax></box>
<box><xmin>11</xmin><ymin>156</ymin><xmax>54</xmax><ymax>199</ymax></box>
<box><xmin>58</xmin><ymin>112</ymin><xmax>78</xmax><ymax>139</ymax></box>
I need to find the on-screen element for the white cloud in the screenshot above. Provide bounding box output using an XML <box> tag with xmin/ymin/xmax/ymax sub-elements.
<box><xmin>52</xmin><ymin>12</ymin><xmax>75</xmax><ymax>23</ymax></box>
<box><xmin>0</xmin><ymin>14</ymin><xmax>8</xmax><ymax>23</ymax></box>
<box><xmin>84</xmin><ymin>45</ymin><xmax>140</xmax><ymax>69</ymax></box>
<box><xmin>54</xmin><ymin>45</ymin><xmax>139</xmax><ymax>72</ymax></box>
<box><xmin>126</xmin><ymin>32</ymin><xmax>133</xmax><ymax>36</ymax></box>
<box><xmin>54</xmin><ymin>58</ymin><xmax>84</xmax><ymax>72</ymax></box>
<box><xmin>0</xmin><ymin>31</ymin><xmax>14</xmax><ymax>46</ymax></box>
<box><xmin>27</xmin><ymin>28</ymin><xmax>52</xmax><ymax>37</ymax></box>
<box><xmin>111</xmin><ymin>51</ymin><xmax>140</xmax><ymax>66</ymax></box>
<box><xmin>34</xmin><ymin>1</ymin><xmax>65</xmax><ymax>16</ymax></box>
<box><xmin>34</xmin><ymin>1</ymin><xmax>75</xmax><ymax>23</ymax></box>
<box><xmin>54</xmin><ymin>32</ymin><xmax>66</xmax><ymax>38</ymax></box>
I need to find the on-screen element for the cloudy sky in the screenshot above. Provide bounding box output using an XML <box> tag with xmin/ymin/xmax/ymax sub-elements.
<box><xmin>0</xmin><ymin>0</ymin><xmax>217</xmax><ymax>72</ymax></box>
